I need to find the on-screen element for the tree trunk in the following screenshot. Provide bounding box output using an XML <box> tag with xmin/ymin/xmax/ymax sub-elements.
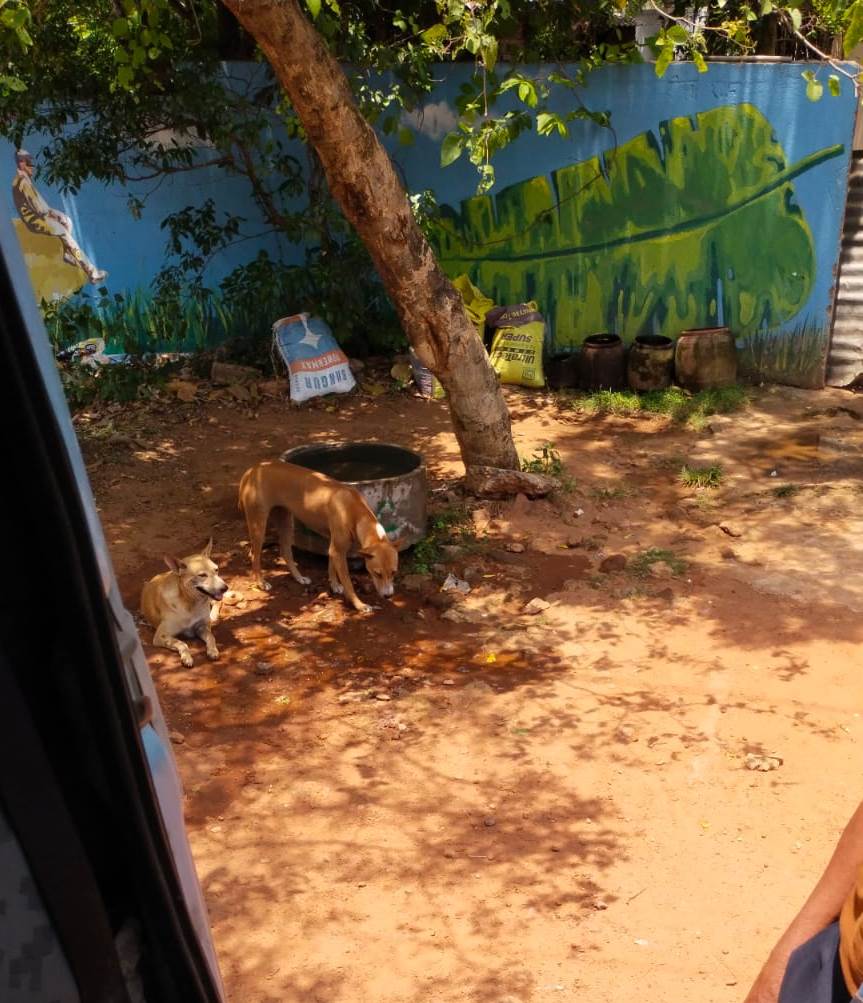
<box><xmin>220</xmin><ymin>0</ymin><xmax>519</xmax><ymax>471</ymax></box>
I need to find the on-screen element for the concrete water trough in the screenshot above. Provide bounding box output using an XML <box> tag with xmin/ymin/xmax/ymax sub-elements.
<box><xmin>280</xmin><ymin>441</ymin><xmax>427</xmax><ymax>555</ymax></box>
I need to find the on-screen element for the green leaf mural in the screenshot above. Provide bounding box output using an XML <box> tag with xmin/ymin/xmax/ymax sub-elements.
<box><xmin>432</xmin><ymin>103</ymin><xmax>844</xmax><ymax>351</ymax></box>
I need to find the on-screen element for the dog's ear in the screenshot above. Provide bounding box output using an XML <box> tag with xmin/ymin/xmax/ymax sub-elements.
<box><xmin>357</xmin><ymin>550</ymin><xmax>372</xmax><ymax>560</ymax></box>
<box><xmin>388</xmin><ymin>534</ymin><xmax>403</xmax><ymax>550</ymax></box>
<box><xmin>163</xmin><ymin>554</ymin><xmax>185</xmax><ymax>573</ymax></box>
<box><xmin>201</xmin><ymin>537</ymin><xmax>213</xmax><ymax>558</ymax></box>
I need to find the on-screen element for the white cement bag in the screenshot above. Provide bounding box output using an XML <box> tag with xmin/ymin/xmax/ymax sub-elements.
<box><xmin>272</xmin><ymin>313</ymin><xmax>356</xmax><ymax>404</ymax></box>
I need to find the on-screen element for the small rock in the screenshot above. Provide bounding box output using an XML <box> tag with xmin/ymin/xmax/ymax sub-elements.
<box><xmin>210</xmin><ymin>360</ymin><xmax>261</xmax><ymax>385</ymax></box>
<box><xmin>431</xmin><ymin>563</ymin><xmax>448</xmax><ymax>576</ymax></box>
<box><xmin>254</xmin><ymin>661</ymin><xmax>274</xmax><ymax>676</ymax></box>
<box><xmin>744</xmin><ymin>753</ymin><xmax>783</xmax><ymax>772</ymax></box>
<box><xmin>348</xmin><ymin>358</ymin><xmax>366</xmax><ymax>374</ymax></box>
<box><xmin>599</xmin><ymin>554</ymin><xmax>627</xmax><ymax>573</ymax></box>
<box><xmin>720</xmin><ymin>547</ymin><xmax>737</xmax><ymax>561</ymax></box>
<box><xmin>440</xmin><ymin>544</ymin><xmax>465</xmax><ymax>560</ymax></box>
<box><xmin>221</xmin><ymin>590</ymin><xmax>244</xmax><ymax>605</ymax></box>
<box><xmin>575</xmin><ymin>508</ymin><xmax>585</xmax><ymax>517</ymax></box>
<box><xmin>374</xmin><ymin>693</ymin><xmax>392</xmax><ymax>702</ymax></box>
<box><xmin>483</xmin><ymin>816</ymin><xmax>497</xmax><ymax>828</ymax></box>
<box><xmin>648</xmin><ymin>561</ymin><xmax>673</xmax><ymax>579</ymax></box>
<box><xmin>655</xmin><ymin>587</ymin><xmax>675</xmax><ymax>602</ymax></box>
<box><xmin>401</xmin><ymin>573</ymin><xmax>431</xmax><ymax>592</ymax></box>
<box><xmin>566</xmin><ymin>535</ymin><xmax>585</xmax><ymax>549</ymax></box>
<box><xmin>228</xmin><ymin>383</ymin><xmax>252</xmax><ymax>402</ymax></box>
<box><xmin>441</xmin><ymin>606</ymin><xmax>487</xmax><ymax>624</ymax></box>
<box><xmin>441</xmin><ymin>679</ymin><xmax>456</xmax><ymax>686</ymax></box>
<box><xmin>488</xmin><ymin>549</ymin><xmax>525</xmax><ymax>566</ymax></box>
<box><xmin>592</xmin><ymin>899</ymin><xmax>609</xmax><ymax>911</ymax></box>
<box><xmin>427</xmin><ymin>592</ymin><xmax>456</xmax><ymax>610</ymax></box>
<box><xmin>523</xmin><ymin>597</ymin><xmax>551</xmax><ymax>615</ymax></box>
<box><xmin>442</xmin><ymin>573</ymin><xmax>471</xmax><ymax>594</ymax></box>
<box><xmin>506</xmin><ymin>542</ymin><xmax>525</xmax><ymax>554</ymax></box>
<box><xmin>167</xmin><ymin>379</ymin><xmax>198</xmax><ymax>402</ymax></box>
<box><xmin>169</xmin><ymin>730</ymin><xmax>185</xmax><ymax>745</ymax></box>
<box><xmin>550</xmin><ymin>845</ymin><xmax>561</xmax><ymax>852</ymax></box>
<box><xmin>463</xmin><ymin>563</ymin><xmax>485</xmax><ymax>583</ymax></box>
<box><xmin>443</xmin><ymin>849</ymin><xmax>455</xmax><ymax>859</ymax></box>
<box><xmin>258</xmin><ymin>378</ymin><xmax>287</xmax><ymax>397</ymax></box>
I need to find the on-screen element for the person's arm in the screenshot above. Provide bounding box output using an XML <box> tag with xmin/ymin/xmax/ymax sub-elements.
<box><xmin>745</xmin><ymin>801</ymin><xmax>863</xmax><ymax>1003</ymax></box>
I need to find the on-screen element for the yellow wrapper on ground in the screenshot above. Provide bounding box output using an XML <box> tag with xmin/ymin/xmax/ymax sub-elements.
<box><xmin>452</xmin><ymin>274</ymin><xmax>494</xmax><ymax>338</ymax></box>
<box><xmin>487</xmin><ymin>301</ymin><xmax>546</xmax><ymax>388</ymax></box>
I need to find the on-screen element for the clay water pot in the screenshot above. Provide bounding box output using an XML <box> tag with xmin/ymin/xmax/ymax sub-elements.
<box><xmin>627</xmin><ymin>334</ymin><xmax>674</xmax><ymax>392</ymax></box>
<box><xmin>579</xmin><ymin>334</ymin><xmax>626</xmax><ymax>391</ymax></box>
<box><xmin>674</xmin><ymin>326</ymin><xmax>737</xmax><ymax>390</ymax></box>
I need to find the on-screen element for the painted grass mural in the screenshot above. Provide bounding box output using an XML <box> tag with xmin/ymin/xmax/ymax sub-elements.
<box><xmin>433</xmin><ymin>103</ymin><xmax>844</xmax><ymax>385</ymax></box>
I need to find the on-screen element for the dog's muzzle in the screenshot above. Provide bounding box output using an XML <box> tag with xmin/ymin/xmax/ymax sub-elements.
<box><xmin>197</xmin><ymin>585</ymin><xmax>228</xmax><ymax>600</ymax></box>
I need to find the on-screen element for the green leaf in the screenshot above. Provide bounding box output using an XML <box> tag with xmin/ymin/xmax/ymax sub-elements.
<box><xmin>654</xmin><ymin>44</ymin><xmax>674</xmax><ymax>78</ymax></box>
<box><xmin>306</xmin><ymin>0</ymin><xmax>321</xmax><ymax>19</ymax></box>
<box><xmin>397</xmin><ymin>125</ymin><xmax>414</xmax><ymax>146</ymax></box>
<box><xmin>440</xmin><ymin>131</ymin><xmax>464</xmax><ymax>167</ymax></box>
<box><xmin>845</xmin><ymin>0</ymin><xmax>863</xmax><ymax>54</ymax></box>
<box><xmin>480</xmin><ymin>36</ymin><xmax>497</xmax><ymax>71</ymax></box>
<box><xmin>805</xmin><ymin>75</ymin><xmax>824</xmax><ymax>101</ymax></box>
<box><xmin>666</xmin><ymin>25</ymin><xmax>688</xmax><ymax>44</ymax></box>
<box><xmin>112</xmin><ymin>17</ymin><xmax>129</xmax><ymax>37</ymax></box>
<box><xmin>432</xmin><ymin>104</ymin><xmax>843</xmax><ymax>351</ymax></box>
<box><xmin>789</xmin><ymin>8</ymin><xmax>802</xmax><ymax>31</ymax></box>
<box><xmin>0</xmin><ymin>74</ymin><xmax>26</xmax><ymax>92</ymax></box>
<box><xmin>517</xmin><ymin>80</ymin><xmax>537</xmax><ymax>107</ymax></box>
<box><xmin>421</xmin><ymin>23</ymin><xmax>448</xmax><ymax>47</ymax></box>
<box><xmin>117</xmin><ymin>65</ymin><xmax>134</xmax><ymax>89</ymax></box>
<box><xmin>692</xmin><ymin>50</ymin><xmax>707</xmax><ymax>73</ymax></box>
<box><xmin>829</xmin><ymin>75</ymin><xmax>841</xmax><ymax>97</ymax></box>
<box><xmin>760</xmin><ymin>0</ymin><xmax>774</xmax><ymax>13</ymax></box>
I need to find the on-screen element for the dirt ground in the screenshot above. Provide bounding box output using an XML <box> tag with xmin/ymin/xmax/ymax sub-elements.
<box><xmin>79</xmin><ymin>374</ymin><xmax>863</xmax><ymax>1003</ymax></box>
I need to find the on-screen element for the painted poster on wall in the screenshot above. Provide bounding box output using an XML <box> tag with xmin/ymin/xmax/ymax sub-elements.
<box><xmin>10</xmin><ymin>148</ymin><xmax>107</xmax><ymax>303</ymax></box>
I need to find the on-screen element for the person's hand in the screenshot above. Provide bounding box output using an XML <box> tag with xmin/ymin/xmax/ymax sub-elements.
<box><xmin>743</xmin><ymin>960</ymin><xmax>784</xmax><ymax>1003</ymax></box>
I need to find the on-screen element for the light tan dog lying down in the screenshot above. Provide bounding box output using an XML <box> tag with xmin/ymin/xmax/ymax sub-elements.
<box><xmin>140</xmin><ymin>539</ymin><xmax>228</xmax><ymax>667</ymax></box>
<box><xmin>238</xmin><ymin>460</ymin><xmax>399</xmax><ymax>613</ymax></box>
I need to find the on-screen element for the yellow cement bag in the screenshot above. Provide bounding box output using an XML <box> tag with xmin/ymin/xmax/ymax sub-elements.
<box><xmin>452</xmin><ymin>274</ymin><xmax>494</xmax><ymax>339</ymax></box>
<box><xmin>487</xmin><ymin>302</ymin><xmax>546</xmax><ymax>388</ymax></box>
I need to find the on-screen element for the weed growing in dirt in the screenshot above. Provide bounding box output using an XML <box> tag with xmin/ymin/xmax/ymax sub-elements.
<box><xmin>521</xmin><ymin>442</ymin><xmax>575</xmax><ymax>492</ymax></box>
<box><xmin>573</xmin><ymin>385</ymin><xmax>748</xmax><ymax>427</ymax></box>
<box><xmin>680</xmin><ymin>464</ymin><xmax>723</xmax><ymax>488</ymax></box>
<box><xmin>592</xmin><ymin>485</ymin><xmax>631</xmax><ymax>501</ymax></box>
<box><xmin>409</xmin><ymin>505</ymin><xmax>477</xmax><ymax>574</ymax></box>
<box><xmin>629</xmin><ymin>548</ymin><xmax>687</xmax><ymax>578</ymax></box>
<box><xmin>60</xmin><ymin>361</ymin><xmax>174</xmax><ymax>409</ymax></box>
<box><xmin>773</xmin><ymin>483</ymin><xmax>800</xmax><ymax>499</ymax></box>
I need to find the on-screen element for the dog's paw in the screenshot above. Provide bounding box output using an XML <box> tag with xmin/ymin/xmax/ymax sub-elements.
<box><xmin>356</xmin><ymin>603</ymin><xmax>374</xmax><ymax>615</ymax></box>
<box><xmin>295</xmin><ymin>575</ymin><xmax>312</xmax><ymax>586</ymax></box>
<box><xmin>256</xmin><ymin>580</ymin><xmax>272</xmax><ymax>592</ymax></box>
<box><xmin>330</xmin><ymin>582</ymin><xmax>345</xmax><ymax>595</ymax></box>
<box><xmin>180</xmin><ymin>652</ymin><xmax>194</xmax><ymax>667</ymax></box>
<box><xmin>206</xmin><ymin>647</ymin><xmax>220</xmax><ymax>661</ymax></box>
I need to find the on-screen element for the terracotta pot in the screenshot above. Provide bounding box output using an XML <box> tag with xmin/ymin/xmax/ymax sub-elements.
<box><xmin>579</xmin><ymin>334</ymin><xmax>626</xmax><ymax>391</ymax></box>
<box><xmin>674</xmin><ymin>326</ymin><xmax>737</xmax><ymax>390</ymax></box>
<box><xmin>627</xmin><ymin>334</ymin><xmax>674</xmax><ymax>392</ymax></box>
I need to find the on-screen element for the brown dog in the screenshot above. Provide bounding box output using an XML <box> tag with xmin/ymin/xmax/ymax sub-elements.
<box><xmin>238</xmin><ymin>460</ymin><xmax>399</xmax><ymax>613</ymax></box>
<box><xmin>140</xmin><ymin>539</ymin><xmax>228</xmax><ymax>666</ymax></box>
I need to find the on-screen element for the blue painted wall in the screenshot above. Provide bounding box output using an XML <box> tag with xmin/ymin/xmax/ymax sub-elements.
<box><xmin>4</xmin><ymin>60</ymin><xmax>856</xmax><ymax>386</ymax></box>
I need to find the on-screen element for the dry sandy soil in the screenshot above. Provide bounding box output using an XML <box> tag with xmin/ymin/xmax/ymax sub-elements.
<box><xmin>79</xmin><ymin>373</ymin><xmax>863</xmax><ymax>1003</ymax></box>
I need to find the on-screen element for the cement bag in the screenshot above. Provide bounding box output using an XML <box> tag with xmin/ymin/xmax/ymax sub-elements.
<box><xmin>486</xmin><ymin>302</ymin><xmax>546</xmax><ymax>388</ymax></box>
<box><xmin>409</xmin><ymin>348</ymin><xmax>445</xmax><ymax>400</ymax></box>
<box><xmin>452</xmin><ymin>274</ymin><xmax>495</xmax><ymax>339</ymax></box>
<box><xmin>272</xmin><ymin>313</ymin><xmax>356</xmax><ymax>404</ymax></box>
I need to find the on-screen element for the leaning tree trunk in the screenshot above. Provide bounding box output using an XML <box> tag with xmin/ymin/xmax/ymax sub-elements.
<box><xmin>221</xmin><ymin>0</ymin><xmax>519</xmax><ymax>472</ymax></box>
